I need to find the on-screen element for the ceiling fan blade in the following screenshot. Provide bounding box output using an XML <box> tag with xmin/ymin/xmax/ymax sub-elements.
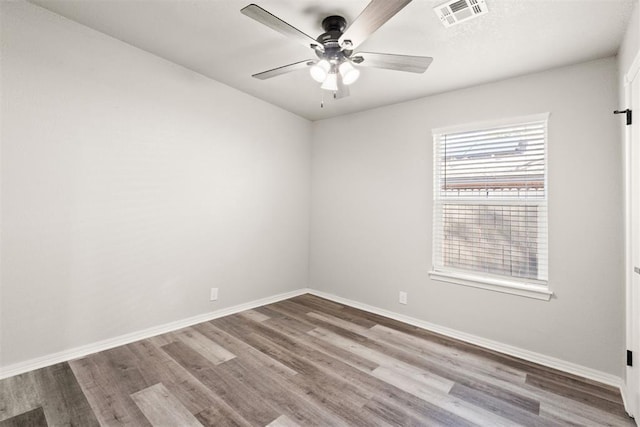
<box><xmin>241</xmin><ymin>4</ymin><xmax>324</xmax><ymax>52</ymax></box>
<box><xmin>252</xmin><ymin>60</ymin><xmax>315</xmax><ymax>80</ymax></box>
<box><xmin>352</xmin><ymin>52</ymin><xmax>433</xmax><ymax>73</ymax></box>
<box><xmin>333</xmin><ymin>77</ymin><xmax>350</xmax><ymax>99</ymax></box>
<box><xmin>339</xmin><ymin>0</ymin><xmax>412</xmax><ymax>50</ymax></box>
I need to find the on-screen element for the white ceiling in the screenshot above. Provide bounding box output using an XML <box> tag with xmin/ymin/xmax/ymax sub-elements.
<box><xmin>29</xmin><ymin>0</ymin><xmax>635</xmax><ymax>121</ymax></box>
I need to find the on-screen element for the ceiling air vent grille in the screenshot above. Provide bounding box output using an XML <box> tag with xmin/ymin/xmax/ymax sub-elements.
<box><xmin>434</xmin><ymin>0</ymin><xmax>488</xmax><ymax>27</ymax></box>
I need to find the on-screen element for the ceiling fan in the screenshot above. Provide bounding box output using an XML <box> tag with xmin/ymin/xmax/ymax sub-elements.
<box><xmin>240</xmin><ymin>0</ymin><xmax>433</xmax><ymax>100</ymax></box>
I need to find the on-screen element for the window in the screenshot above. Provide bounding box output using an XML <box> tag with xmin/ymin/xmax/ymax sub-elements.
<box><xmin>430</xmin><ymin>114</ymin><xmax>551</xmax><ymax>300</ymax></box>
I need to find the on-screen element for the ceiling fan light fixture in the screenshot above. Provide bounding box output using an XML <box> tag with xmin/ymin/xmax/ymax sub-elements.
<box><xmin>321</xmin><ymin>72</ymin><xmax>338</xmax><ymax>91</ymax></box>
<box><xmin>339</xmin><ymin>61</ymin><xmax>360</xmax><ymax>85</ymax></box>
<box><xmin>310</xmin><ymin>60</ymin><xmax>330</xmax><ymax>83</ymax></box>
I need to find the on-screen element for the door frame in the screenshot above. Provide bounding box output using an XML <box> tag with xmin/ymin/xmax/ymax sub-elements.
<box><xmin>624</xmin><ymin>50</ymin><xmax>640</xmax><ymax>418</ymax></box>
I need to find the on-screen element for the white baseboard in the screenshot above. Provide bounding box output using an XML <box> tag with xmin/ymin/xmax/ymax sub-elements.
<box><xmin>1</xmin><ymin>286</ymin><xmax>625</xmax><ymax>397</ymax></box>
<box><xmin>0</xmin><ymin>288</ymin><xmax>310</xmax><ymax>380</ymax></box>
<box><xmin>307</xmin><ymin>289</ymin><xmax>624</xmax><ymax>390</ymax></box>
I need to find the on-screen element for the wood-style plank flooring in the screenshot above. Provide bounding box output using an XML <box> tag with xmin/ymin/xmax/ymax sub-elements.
<box><xmin>0</xmin><ymin>294</ymin><xmax>635</xmax><ymax>426</ymax></box>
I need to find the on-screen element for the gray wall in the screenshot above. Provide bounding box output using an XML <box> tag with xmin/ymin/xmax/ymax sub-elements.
<box><xmin>310</xmin><ymin>57</ymin><xmax>624</xmax><ymax>376</ymax></box>
<box><xmin>1</xmin><ymin>1</ymin><xmax>310</xmax><ymax>367</ymax></box>
<box><xmin>619</xmin><ymin>1</ymin><xmax>639</xmax><ymax>81</ymax></box>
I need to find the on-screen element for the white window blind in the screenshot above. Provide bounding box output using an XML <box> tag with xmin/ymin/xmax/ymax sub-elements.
<box><xmin>433</xmin><ymin>115</ymin><xmax>548</xmax><ymax>284</ymax></box>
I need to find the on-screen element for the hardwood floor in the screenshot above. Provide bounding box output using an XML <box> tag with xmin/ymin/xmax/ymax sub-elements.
<box><xmin>0</xmin><ymin>294</ymin><xmax>635</xmax><ymax>426</ymax></box>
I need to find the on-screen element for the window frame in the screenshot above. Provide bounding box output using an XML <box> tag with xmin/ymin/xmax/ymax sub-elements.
<box><xmin>429</xmin><ymin>113</ymin><xmax>552</xmax><ymax>301</ymax></box>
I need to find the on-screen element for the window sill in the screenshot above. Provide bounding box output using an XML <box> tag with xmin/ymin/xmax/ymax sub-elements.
<box><xmin>428</xmin><ymin>270</ymin><xmax>553</xmax><ymax>301</ymax></box>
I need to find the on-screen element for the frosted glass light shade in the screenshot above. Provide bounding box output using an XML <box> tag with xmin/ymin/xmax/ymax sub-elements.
<box><xmin>321</xmin><ymin>72</ymin><xmax>338</xmax><ymax>91</ymax></box>
<box><xmin>310</xmin><ymin>60</ymin><xmax>330</xmax><ymax>83</ymax></box>
<box><xmin>339</xmin><ymin>61</ymin><xmax>360</xmax><ymax>85</ymax></box>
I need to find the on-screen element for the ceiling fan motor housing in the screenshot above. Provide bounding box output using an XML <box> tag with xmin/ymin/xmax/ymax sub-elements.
<box><xmin>316</xmin><ymin>15</ymin><xmax>352</xmax><ymax>61</ymax></box>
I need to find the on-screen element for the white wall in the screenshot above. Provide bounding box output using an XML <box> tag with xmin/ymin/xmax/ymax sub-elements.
<box><xmin>0</xmin><ymin>1</ymin><xmax>310</xmax><ymax>367</ymax></box>
<box><xmin>310</xmin><ymin>57</ymin><xmax>624</xmax><ymax>376</ymax></box>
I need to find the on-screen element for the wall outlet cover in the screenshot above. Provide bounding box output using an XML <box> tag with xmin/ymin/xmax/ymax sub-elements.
<box><xmin>399</xmin><ymin>291</ymin><xmax>408</xmax><ymax>305</ymax></box>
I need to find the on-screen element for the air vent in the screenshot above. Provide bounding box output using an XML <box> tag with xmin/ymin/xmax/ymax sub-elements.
<box><xmin>434</xmin><ymin>0</ymin><xmax>488</xmax><ymax>27</ymax></box>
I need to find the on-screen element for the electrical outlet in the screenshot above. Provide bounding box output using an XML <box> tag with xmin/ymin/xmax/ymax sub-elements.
<box><xmin>399</xmin><ymin>291</ymin><xmax>408</xmax><ymax>305</ymax></box>
<box><xmin>210</xmin><ymin>287</ymin><xmax>218</xmax><ymax>301</ymax></box>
